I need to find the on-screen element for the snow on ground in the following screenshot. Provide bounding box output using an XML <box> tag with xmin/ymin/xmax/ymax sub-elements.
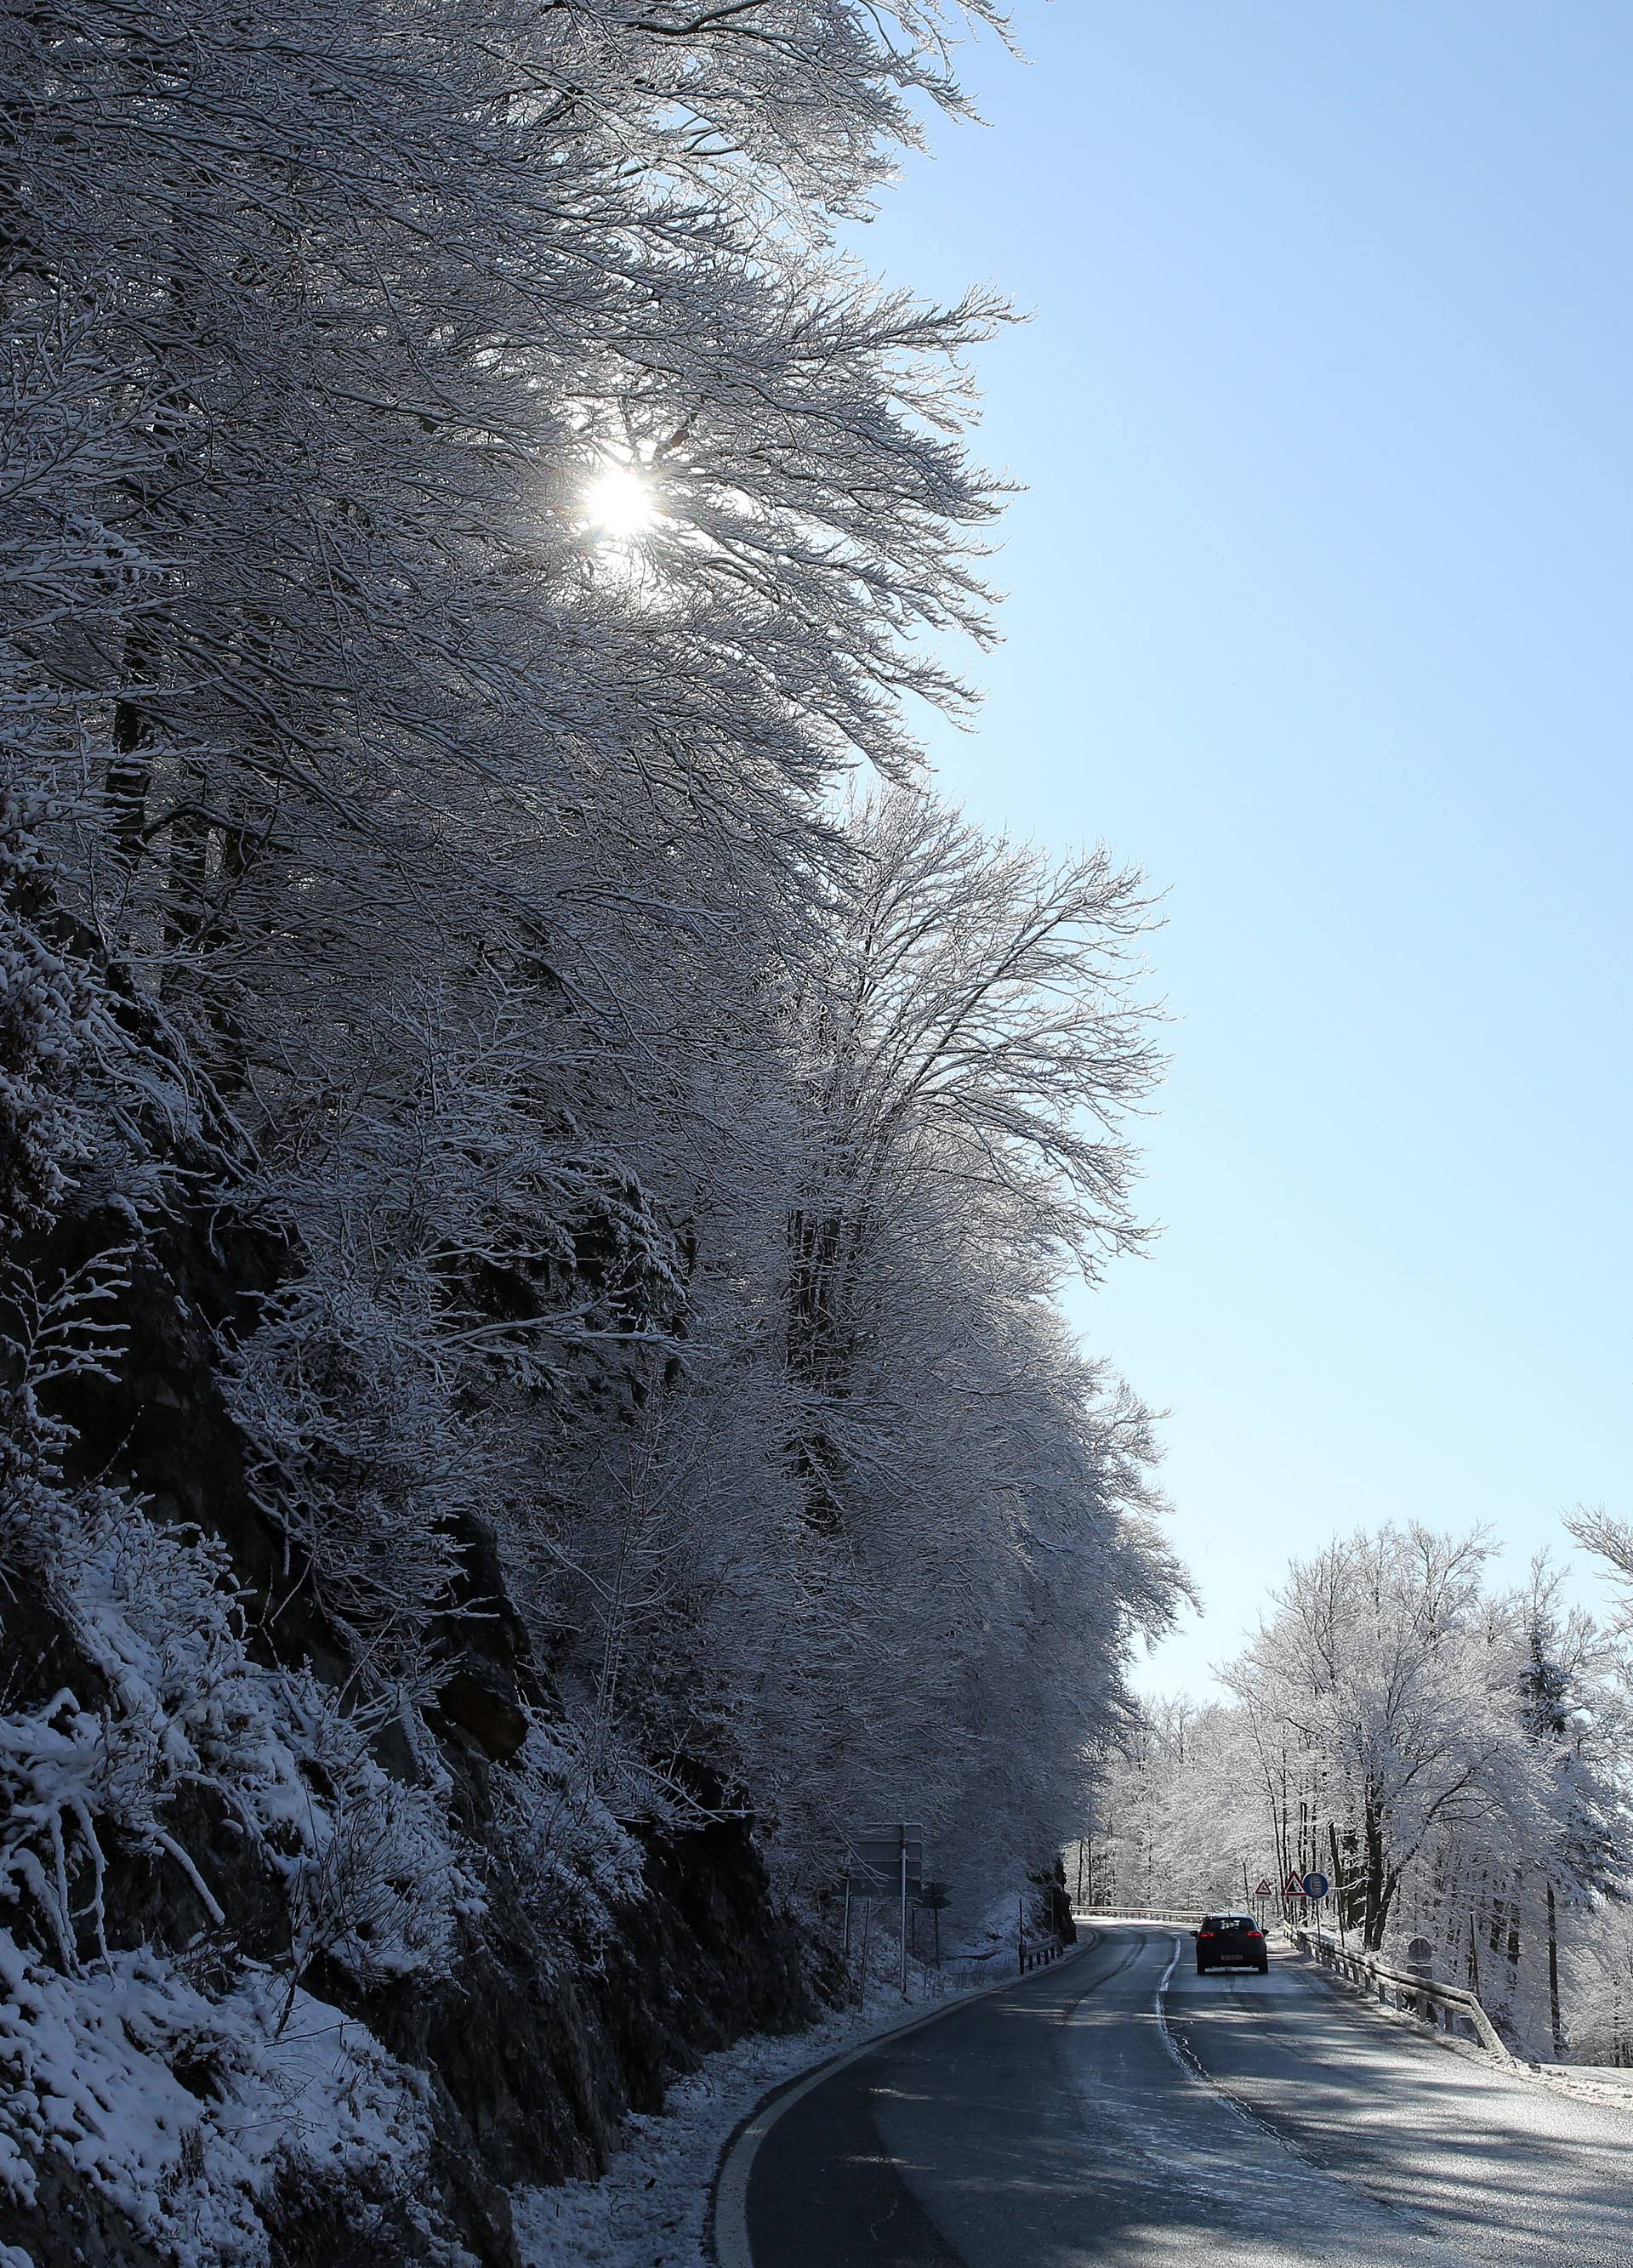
<box><xmin>1532</xmin><ymin>2062</ymin><xmax>1633</xmax><ymax>2107</ymax></box>
<box><xmin>513</xmin><ymin>1913</ymin><xmax>1058</xmax><ymax>2268</ymax></box>
<box><xmin>0</xmin><ymin>1933</ymin><xmax>433</xmax><ymax>2268</ymax></box>
<box><xmin>511</xmin><ymin>1989</ymin><xmax>928</xmax><ymax>2268</ymax></box>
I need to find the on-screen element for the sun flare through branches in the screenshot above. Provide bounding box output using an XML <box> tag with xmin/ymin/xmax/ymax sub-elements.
<box><xmin>583</xmin><ymin>461</ymin><xmax>657</xmax><ymax>542</ymax></box>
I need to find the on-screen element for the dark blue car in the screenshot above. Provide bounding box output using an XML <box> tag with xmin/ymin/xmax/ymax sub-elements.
<box><xmin>1195</xmin><ymin>1912</ymin><xmax>1269</xmax><ymax>1975</ymax></box>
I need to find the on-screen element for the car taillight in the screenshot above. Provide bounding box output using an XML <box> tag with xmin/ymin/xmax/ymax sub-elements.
<box><xmin>1245</xmin><ymin>1928</ymin><xmax>1261</xmax><ymax>1939</ymax></box>
<box><xmin>1199</xmin><ymin>1930</ymin><xmax>1215</xmax><ymax>1938</ymax></box>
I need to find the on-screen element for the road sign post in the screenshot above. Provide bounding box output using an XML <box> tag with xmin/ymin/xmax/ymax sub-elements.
<box><xmin>1300</xmin><ymin>1870</ymin><xmax>1329</xmax><ymax>1946</ymax></box>
<box><xmin>918</xmin><ymin>1881</ymin><xmax>950</xmax><ymax>1972</ymax></box>
<box><xmin>901</xmin><ymin>1838</ymin><xmax>909</xmax><ymax>1993</ymax></box>
<box><xmin>849</xmin><ymin>1825</ymin><xmax>924</xmax><ymax>1998</ymax></box>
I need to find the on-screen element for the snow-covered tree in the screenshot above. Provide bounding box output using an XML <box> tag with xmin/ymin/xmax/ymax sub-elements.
<box><xmin>1223</xmin><ymin>1526</ymin><xmax>1545</xmax><ymax>1950</ymax></box>
<box><xmin>3</xmin><ymin>0</ymin><xmax>1186</xmax><ymax>2233</ymax></box>
<box><xmin>1118</xmin><ymin>1521</ymin><xmax>1633</xmax><ymax>2062</ymax></box>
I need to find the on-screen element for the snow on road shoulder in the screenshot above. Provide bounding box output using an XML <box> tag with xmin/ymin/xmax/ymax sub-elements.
<box><xmin>513</xmin><ymin>1952</ymin><xmax>1035</xmax><ymax>2268</ymax></box>
<box><xmin>513</xmin><ymin>1895</ymin><xmax>1073</xmax><ymax>2268</ymax></box>
<box><xmin>1531</xmin><ymin>2062</ymin><xmax>1633</xmax><ymax>2111</ymax></box>
<box><xmin>511</xmin><ymin>1989</ymin><xmax>928</xmax><ymax>2268</ymax></box>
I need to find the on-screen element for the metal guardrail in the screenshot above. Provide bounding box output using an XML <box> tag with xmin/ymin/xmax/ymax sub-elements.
<box><xmin>1071</xmin><ymin>1906</ymin><xmax>1206</xmax><ymax>1927</ymax></box>
<box><xmin>944</xmin><ymin>1937</ymin><xmax>1070</xmax><ymax>1975</ymax></box>
<box><xmin>953</xmin><ymin>1941</ymin><xmax>1079</xmax><ymax>1977</ymax></box>
<box><xmin>1289</xmin><ymin>1927</ymin><xmax>1513</xmax><ymax>2061</ymax></box>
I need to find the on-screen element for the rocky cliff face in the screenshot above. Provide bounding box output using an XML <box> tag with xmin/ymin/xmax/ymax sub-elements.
<box><xmin>0</xmin><ymin>1184</ymin><xmax>822</xmax><ymax>2268</ymax></box>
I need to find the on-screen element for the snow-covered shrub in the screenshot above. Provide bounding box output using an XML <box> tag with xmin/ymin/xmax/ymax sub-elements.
<box><xmin>279</xmin><ymin>1768</ymin><xmax>477</xmax><ymax>2010</ymax></box>
<box><xmin>219</xmin><ymin>1266</ymin><xmax>481</xmax><ymax>1664</ymax></box>
<box><xmin>488</xmin><ymin>1725</ymin><xmax>646</xmax><ymax>1959</ymax></box>
<box><xmin>0</xmin><ymin>1477</ymin><xmax>480</xmax><ymax>1977</ymax></box>
<box><xmin>68</xmin><ymin>1489</ymin><xmax>477</xmax><ymax>1972</ymax></box>
<box><xmin>0</xmin><ymin>796</ymin><xmax>98</xmax><ymax>1237</ymax></box>
<box><xmin>0</xmin><ymin>1935</ymin><xmax>433</xmax><ymax>2267</ymax></box>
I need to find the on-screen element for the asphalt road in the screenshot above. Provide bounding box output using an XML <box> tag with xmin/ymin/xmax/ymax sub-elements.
<box><xmin>738</xmin><ymin>1923</ymin><xmax>1633</xmax><ymax>2268</ymax></box>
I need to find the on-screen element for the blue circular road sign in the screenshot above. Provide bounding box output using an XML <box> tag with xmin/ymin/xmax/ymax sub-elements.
<box><xmin>1301</xmin><ymin>1871</ymin><xmax>1329</xmax><ymax>1900</ymax></box>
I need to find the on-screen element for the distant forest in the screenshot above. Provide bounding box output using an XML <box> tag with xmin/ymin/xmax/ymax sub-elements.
<box><xmin>1086</xmin><ymin>1520</ymin><xmax>1633</xmax><ymax>2064</ymax></box>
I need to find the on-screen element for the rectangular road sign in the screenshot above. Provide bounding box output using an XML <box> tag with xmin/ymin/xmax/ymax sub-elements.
<box><xmin>848</xmin><ymin>1823</ymin><xmax>924</xmax><ymax>1898</ymax></box>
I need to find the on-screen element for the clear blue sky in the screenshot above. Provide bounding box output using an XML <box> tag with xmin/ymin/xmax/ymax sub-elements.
<box><xmin>855</xmin><ymin>0</ymin><xmax>1633</xmax><ymax>1695</ymax></box>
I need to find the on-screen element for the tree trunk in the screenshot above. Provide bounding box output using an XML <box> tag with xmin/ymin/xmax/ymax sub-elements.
<box><xmin>1362</xmin><ymin>1801</ymin><xmax>1388</xmax><ymax>1949</ymax></box>
<box><xmin>107</xmin><ymin>691</ymin><xmax>152</xmax><ymax>884</ymax></box>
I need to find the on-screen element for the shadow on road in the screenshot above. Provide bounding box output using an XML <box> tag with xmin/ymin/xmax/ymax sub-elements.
<box><xmin>745</xmin><ymin>1924</ymin><xmax>1633</xmax><ymax>2268</ymax></box>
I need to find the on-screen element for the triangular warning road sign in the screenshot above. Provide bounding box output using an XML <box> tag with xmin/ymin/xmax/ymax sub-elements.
<box><xmin>1283</xmin><ymin>1872</ymin><xmax>1304</xmax><ymax>1899</ymax></box>
<box><xmin>1255</xmin><ymin>1879</ymin><xmax>1274</xmax><ymax>1896</ymax></box>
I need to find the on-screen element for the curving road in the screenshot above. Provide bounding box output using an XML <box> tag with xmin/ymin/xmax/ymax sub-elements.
<box><xmin>734</xmin><ymin>1923</ymin><xmax>1633</xmax><ymax>2268</ymax></box>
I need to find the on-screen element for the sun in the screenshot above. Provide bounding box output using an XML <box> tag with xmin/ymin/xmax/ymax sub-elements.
<box><xmin>583</xmin><ymin>463</ymin><xmax>657</xmax><ymax>542</ymax></box>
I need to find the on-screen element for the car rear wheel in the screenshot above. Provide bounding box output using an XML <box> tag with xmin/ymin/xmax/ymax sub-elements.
<box><xmin>1255</xmin><ymin>1958</ymin><xmax>1269</xmax><ymax>1974</ymax></box>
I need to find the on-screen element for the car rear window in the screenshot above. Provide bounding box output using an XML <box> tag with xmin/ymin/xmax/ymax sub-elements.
<box><xmin>1207</xmin><ymin>1915</ymin><xmax>1254</xmax><ymax>1930</ymax></box>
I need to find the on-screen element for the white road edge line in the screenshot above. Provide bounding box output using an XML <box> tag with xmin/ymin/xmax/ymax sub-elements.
<box><xmin>1153</xmin><ymin>1935</ymin><xmax>1340</xmax><ymax>2180</ymax></box>
<box><xmin>708</xmin><ymin>1940</ymin><xmax>1090</xmax><ymax>2268</ymax></box>
<box><xmin>1153</xmin><ymin>1932</ymin><xmax>1183</xmax><ymax>2065</ymax></box>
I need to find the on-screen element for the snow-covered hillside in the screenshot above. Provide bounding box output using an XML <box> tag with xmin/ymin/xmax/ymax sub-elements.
<box><xmin>0</xmin><ymin>0</ymin><xmax>1181</xmax><ymax>2253</ymax></box>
